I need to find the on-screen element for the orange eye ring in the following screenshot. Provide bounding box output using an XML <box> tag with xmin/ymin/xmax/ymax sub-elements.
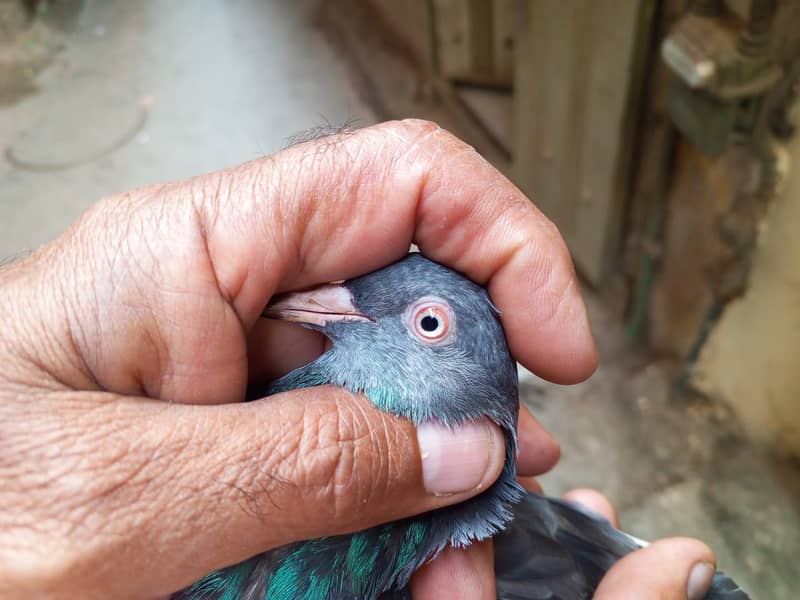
<box><xmin>405</xmin><ymin>297</ymin><xmax>455</xmax><ymax>345</ymax></box>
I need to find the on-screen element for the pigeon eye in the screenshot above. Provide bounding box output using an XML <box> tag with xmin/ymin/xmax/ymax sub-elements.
<box><xmin>420</xmin><ymin>314</ymin><xmax>440</xmax><ymax>333</ymax></box>
<box><xmin>405</xmin><ymin>297</ymin><xmax>455</xmax><ymax>345</ymax></box>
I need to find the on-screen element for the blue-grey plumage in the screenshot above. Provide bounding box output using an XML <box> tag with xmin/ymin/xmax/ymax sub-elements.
<box><xmin>173</xmin><ymin>253</ymin><xmax>749</xmax><ymax>600</ymax></box>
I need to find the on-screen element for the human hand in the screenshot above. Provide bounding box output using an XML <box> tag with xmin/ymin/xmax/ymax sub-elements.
<box><xmin>0</xmin><ymin>120</ymin><xmax>595</xmax><ymax>599</ymax></box>
<box><xmin>412</xmin><ymin>487</ymin><xmax>718</xmax><ymax>600</ymax></box>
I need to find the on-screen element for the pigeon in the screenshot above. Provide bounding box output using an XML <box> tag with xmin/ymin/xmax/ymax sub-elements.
<box><xmin>174</xmin><ymin>253</ymin><xmax>749</xmax><ymax>600</ymax></box>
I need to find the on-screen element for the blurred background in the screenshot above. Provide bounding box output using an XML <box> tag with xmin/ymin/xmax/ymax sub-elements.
<box><xmin>1</xmin><ymin>0</ymin><xmax>798</xmax><ymax>596</ymax></box>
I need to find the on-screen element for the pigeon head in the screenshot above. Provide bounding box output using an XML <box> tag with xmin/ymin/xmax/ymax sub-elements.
<box><xmin>265</xmin><ymin>252</ymin><xmax>519</xmax><ymax>434</ymax></box>
<box><xmin>264</xmin><ymin>253</ymin><xmax>524</xmax><ymax>548</ymax></box>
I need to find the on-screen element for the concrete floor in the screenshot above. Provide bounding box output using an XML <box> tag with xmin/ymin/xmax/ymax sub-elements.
<box><xmin>1</xmin><ymin>1</ymin><xmax>797</xmax><ymax>598</ymax></box>
<box><xmin>0</xmin><ymin>0</ymin><xmax>376</xmax><ymax>258</ymax></box>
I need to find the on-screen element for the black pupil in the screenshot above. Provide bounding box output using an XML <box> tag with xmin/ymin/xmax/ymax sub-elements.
<box><xmin>420</xmin><ymin>315</ymin><xmax>440</xmax><ymax>332</ymax></box>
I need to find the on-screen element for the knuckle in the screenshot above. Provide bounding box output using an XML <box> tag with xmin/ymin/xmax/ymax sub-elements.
<box><xmin>337</xmin><ymin>402</ymin><xmax>398</xmax><ymax>514</ymax></box>
<box><xmin>395</xmin><ymin>118</ymin><xmax>442</xmax><ymax>137</ymax></box>
<box><xmin>385</xmin><ymin>118</ymin><xmax>453</xmax><ymax>153</ymax></box>
<box><xmin>236</xmin><ymin>397</ymin><xmax>399</xmax><ymax>530</ymax></box>
<box><xmin>207</xmin><ymin>397</ymin><xmax>416</xmax><ymax>538</ymax></box>
<box><xmin>292</xmin><ymin>399</ymin><xmax>385</xmax><ymax>522</ymax></box>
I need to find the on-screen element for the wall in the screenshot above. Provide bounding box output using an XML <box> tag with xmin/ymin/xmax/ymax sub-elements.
<box><xmin>693</xmin><ymin>133</ymin><xmax>800</xmax><ymax>457</ymax></box>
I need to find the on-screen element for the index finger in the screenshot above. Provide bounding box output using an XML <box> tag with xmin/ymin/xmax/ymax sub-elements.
<box><xmin>199</xmin><ymin>119</ymin><xmax>597</xmax><ymax>383</ymax></box>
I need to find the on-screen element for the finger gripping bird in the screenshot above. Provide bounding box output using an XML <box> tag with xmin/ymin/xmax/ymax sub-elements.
<box><xmin>175</xmin><ymin>253</ymin><xmax>749</xmax><ymax>600</ymax></box>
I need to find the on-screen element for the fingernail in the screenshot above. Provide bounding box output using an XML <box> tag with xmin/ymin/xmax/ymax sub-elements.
<box><xmin>687</xmin><ymin>562</ymin><xmax>715</xmax><ymax>600</ymax></box>
<box><xmin>416</xmin><ymin>420</ymin><xmax>503</xmax><ymax>495</ymax></box>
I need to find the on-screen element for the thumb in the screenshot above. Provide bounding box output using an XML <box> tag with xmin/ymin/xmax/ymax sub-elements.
<box><xmin>39</xmin><ymin>387</ymin><xmax>505</xmax><ymax>598</ymax></box>
<box><xmin>594</xmin><ymin>537</ymin><xmax>717</xmax><ymax>600</ymax></box>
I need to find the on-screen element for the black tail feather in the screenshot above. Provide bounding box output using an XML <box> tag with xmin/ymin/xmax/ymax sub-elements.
<box><xmin>494</xmin><ymin>493</ymin><xmax>750</xmax><ymax>600</ymax></box>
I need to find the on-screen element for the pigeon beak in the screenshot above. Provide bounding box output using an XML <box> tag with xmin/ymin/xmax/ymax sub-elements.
<box><xmin>262</xmin><ymin>284</ymin><xmax>373</xmax><ymax>327</ymax></box>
